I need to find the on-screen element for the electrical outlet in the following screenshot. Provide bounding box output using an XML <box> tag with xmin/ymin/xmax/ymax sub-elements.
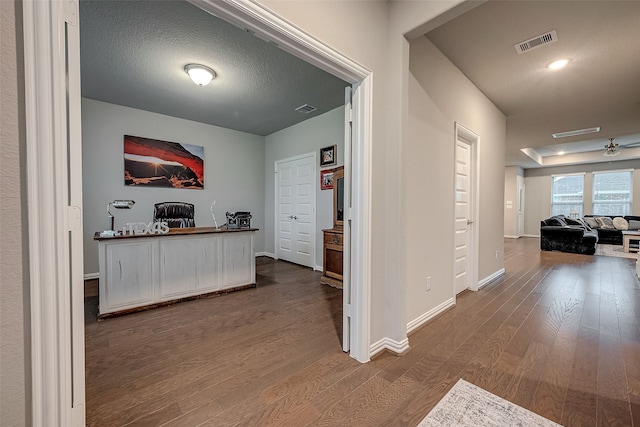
<box><xmin>426</xmin><ymin>276</ymin><xmax>431</xmax><ymax>291</ymax></box>
<box><xmin>495</xmin><ymin>250</ymin><xmax>498</xmax><ymax>259</ymax></box>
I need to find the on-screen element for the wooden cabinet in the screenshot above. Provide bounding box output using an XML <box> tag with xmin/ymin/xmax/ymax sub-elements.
<box><xmin>321</xmin><ymin>167</ymin><xmax>344</xmax><ymax>288</ymax></box>
<box><xmin>321</xmin><ymin>228</ymin><xmax>343</xmax><ymax>288</ymax></box>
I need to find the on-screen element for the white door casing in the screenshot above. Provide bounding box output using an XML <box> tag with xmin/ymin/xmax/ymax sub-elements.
<box><xmin>23</xmin><ymin>0</ymin><xmax>86</xmax><ymax>424</ymax></box>
<box><xmin>342</xmin><ymin>86</ymin><xmax>353</xmax><ymax>352</ymax></box>
<box><xmin>275</xmin><ymin>153</ymin><xmax>316</xmax><ymax>268</ymax></box>
<box><xmin>454</xmin><ymin>123</ymin><xmax>479</xmax><ymax>295</ymax></box>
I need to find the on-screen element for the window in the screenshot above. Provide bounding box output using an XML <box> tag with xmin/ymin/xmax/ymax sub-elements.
<box><xmin>551</xmin><ymin>174</ymin><xmax>584</xmax><ymax>217</ymax></box>
<box><xmin>592</xmin><ymin>170</ymin><xmax>632</xmax><ymax>216</ymax></box>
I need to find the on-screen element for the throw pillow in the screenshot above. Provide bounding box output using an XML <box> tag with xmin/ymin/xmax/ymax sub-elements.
<box><xmin>595</xmin><ymin>216</ymin><xmax>615</xmax><ymax>229</ymax></box>
<box><xmin>628</xmin><ymin>220</ymin><xmax>640</xmax><ymax>230</ymax></box>
<box><xmin>613</xmin><ymin>216</ymin><xmax>629</xmax><ymax>230</ymax></box>
<box><xmin>546</xmin><ymin>217</ymin><xmax>567</xmax><ymax>227</ymax></box>
<box><xmin>565</xmin><ymin>217</ymin><xmax>590</xmax><ymax>230</ymax></box>
<box><xmin>583</xmin><ymin>217</ymin><xmax>599</xmax><ymax>228</ymax></box>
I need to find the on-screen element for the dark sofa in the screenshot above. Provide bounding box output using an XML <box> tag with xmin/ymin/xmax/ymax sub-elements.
<box><xmin>540</xmin><ymin>216</ymin><xmax>598</xmax><ymax>255</ymax></box>
<box><xmin>583</xmin><ymin>215</ymin><xmax>640</xmax><ymax>245</ymax></box>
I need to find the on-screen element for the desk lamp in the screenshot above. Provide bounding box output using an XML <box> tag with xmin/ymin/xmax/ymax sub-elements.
<box><xmin>106</xmin><ymin>199</ymin><xmax>135</xmax><ymax>234</ymax></box>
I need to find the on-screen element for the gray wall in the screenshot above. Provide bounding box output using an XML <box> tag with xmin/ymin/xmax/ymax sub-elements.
<box><xmin>523</xmin><ymin>160</ymin><xmax>640</xmax><ymax>236</ymax></box>
<box><xmin>407</xmin><ymin>36</ymin><xmax>507</xmax><ymax>325</ymax></box>
<box><xmin>0</xmin><ymin>1</ymin><xmax>29</xmax><ymax>424</ymax></box>
<box><xmin>82</xmin><ymin>98</ymin><xmax>266</xmax><ymax>275</ymax></box>
<box><xmin>264</xmin><ymin>106</ymin><xmax>345</xmax><ymax>269</ymax></box>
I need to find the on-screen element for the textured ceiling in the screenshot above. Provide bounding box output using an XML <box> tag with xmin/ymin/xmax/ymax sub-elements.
<box><xmin>425</xmin><ymin>0</ymin><xmax>640</xmax><ymax>168</ymax></box>
<box><xmin>79</xmin><ymin>0</ymin><xmax>349</xmax><ymax>136</ymax></box>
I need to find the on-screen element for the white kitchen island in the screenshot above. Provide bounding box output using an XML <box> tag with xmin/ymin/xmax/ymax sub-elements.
<box><xmin>94</xmin><ymin>227</ymin><xmax>257</xmax><ymax>319</ymax></box>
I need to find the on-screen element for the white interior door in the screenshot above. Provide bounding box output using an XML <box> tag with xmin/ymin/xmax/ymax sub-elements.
<box><xmin>275</xmin><ymin>154</ymin><xmax>316</xmax><ymax>268</ymax></box>
<box><xmin>454</xmin><ymin>140</ymin><xmax>472</xmax><ymax>294</ymax></box>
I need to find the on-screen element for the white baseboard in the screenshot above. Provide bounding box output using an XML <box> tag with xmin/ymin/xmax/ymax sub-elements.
<box><xmin>84</xmin><ymin>272</ymin><xmax>99</xmax><ymax>280</ymax></box>
<box><xmin>523</xmin><ymin>234</ymin><xmax>539</xmax><ymax>238</ymax></box>
<box><xmin>407</xmin><ymin>297</ymin><xmax>455</xmax><ymax>334</ymax></box>
<box><xmin>370</xmin><ymin>336</ymin><xmax>410</xmax><ymax>358</ymax></box>
<box><xmin>504</xmin><ymin>235</ymin><xmax>520</xmax><ymax>239</ymax></box>
<box><xmin>478</xmin><ymin>268</ymin><xmax>506</xmax><ymax>289</ymax></box>
<box><xmin>315</xmin><ymin>264</ymin><xmax>323</xmax><ymax>272</ymax></box>
<box><xmin>256</xmin><ymin>251</ymin><xmax>276</xmax><ymax>259</ymax></box>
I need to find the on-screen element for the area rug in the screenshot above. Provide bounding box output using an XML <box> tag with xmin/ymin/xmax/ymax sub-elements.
<box><xmin>595</xmin><ymin>244</ymin><xmax>638</xmax><ymax>260</ymax></box>
<box><xmin>418</xmin><ymin>379</ymin><xmax>562</xmax><ymax>427</ymax></box>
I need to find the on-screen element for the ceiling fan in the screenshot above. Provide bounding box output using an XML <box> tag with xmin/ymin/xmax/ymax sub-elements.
<box><xmin>602</xmin><ymin>137</ymin><xmax>640</xmax><ymax>157</ymax></box>
<box><xmin>603</xmin><ymin>138</ymin><xmax>620</xmax><ymax>156</ymax></box>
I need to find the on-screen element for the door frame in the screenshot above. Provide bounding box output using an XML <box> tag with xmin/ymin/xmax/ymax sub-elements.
<box><xmin>454</xmin><ymin>122</ymin><xmax>479</xmax><ymax>292</ymax></box>
<box><xmin>274</xmin><ymin>152</ymin><xmax>317</xmax><ymax>268</ymax></box>
<box><xmin>24</xmin><ymin>0</ymin><xmax>373</xmax><ymax>423</ymax></box>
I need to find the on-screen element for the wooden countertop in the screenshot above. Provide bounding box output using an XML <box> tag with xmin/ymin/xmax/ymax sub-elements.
<box><xmin>94</xmin><ymin>226</ymin><xmax>259</xmax><ymax>241</ymax></box>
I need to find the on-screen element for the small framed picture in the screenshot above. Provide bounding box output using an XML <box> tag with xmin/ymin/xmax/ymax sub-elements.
<box><xmin>320</xmin><ymin>145</ymin><xmax>337</xmax><ymax>167</ymax></box>
<box><xmin>320</xmin><ymin>169</ymin><xmax>335</xmax><ymax>190</ymax></box>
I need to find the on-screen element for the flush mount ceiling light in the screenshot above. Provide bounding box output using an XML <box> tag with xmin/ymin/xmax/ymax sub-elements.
<box><xmin>184</xmin><ymin>64</ymin><xmax>216</xmax><ymax>86</ymax></box>
<box><xmin>552</xmin><ymin>127</ymin><xmax>600</xmax><ymax>138</ymax></box>
<box><xmin>548</xmin><ymin>59</ymin><xmax>570</xmax><ymax>70</ymax></box>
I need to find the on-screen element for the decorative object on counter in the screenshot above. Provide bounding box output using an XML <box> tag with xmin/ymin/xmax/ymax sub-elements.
<box><xmin>102</xmin><ymin>199</ymin><xmax>135</xmax><ymax>237</ymax></box>
<box><xmin>210</xmin><ymin>200</ymin><xmax>220</xmax><ymax>230</ymax></box>
<box><xmin>320</xmin><ymin>144</ymin><xmax>337</xmax><ymax>166</ymax></box>
<box><xmin>121</xmin><ymin>221</ymin><xmax>170</xmax><ymax>236</ymax></box>
<box><xmin>153</xmin><ymin>202</ymin><xmax>195</xmax><ymax>228</ymax></box>
<box><xmin>124</xmin><ymin>135</ymin><xmax>204</xmax><ymax>189</ymax></box>
<box><xmin>226</xmin><ymin>211</ymin><xmax>252</xmax><ymax>228</ymax></box>
<box><xmin>320</xmin><ymin>168</ymin><xmax>335</xmax><ymax>190</ymax></box>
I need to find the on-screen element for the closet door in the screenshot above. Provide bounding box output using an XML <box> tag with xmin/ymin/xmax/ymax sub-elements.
<box><xmin>275</xmin><ymin>153</ymin><xmax>316</xmax><ymax>268</ymax></box>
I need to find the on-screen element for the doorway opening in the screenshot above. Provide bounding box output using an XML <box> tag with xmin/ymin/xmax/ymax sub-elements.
<box><xmin>25</xmin><ymin>0</ymin><xmax>373</xmax><ymax>422</ymax></box>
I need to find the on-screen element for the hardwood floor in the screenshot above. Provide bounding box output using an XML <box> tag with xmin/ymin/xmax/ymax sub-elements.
<box><xmin>85</xmin><ymin>237</ymin><xmax>640</xmax><ymax>426</ymax></box>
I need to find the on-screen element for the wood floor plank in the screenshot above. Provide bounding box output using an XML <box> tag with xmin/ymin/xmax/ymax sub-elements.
<box><xmin>85</xmin><ymin>239</ymin><xmax>640</xmax><ymax>426</ymax></box>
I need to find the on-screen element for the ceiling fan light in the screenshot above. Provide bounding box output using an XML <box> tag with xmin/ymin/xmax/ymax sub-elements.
<box><xmin>185</xmin><ymin>64</ymin><xmax>216</xmax><ymax>86</ymax></box>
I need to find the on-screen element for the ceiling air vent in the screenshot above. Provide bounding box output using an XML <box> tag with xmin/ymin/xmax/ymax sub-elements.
<box><xmin>295</xmin><ymin>104</ymin><xmax>317</xmax><ymax>114</ymax></box>
<box><xmin>514</xmin><ymin>30</ymin><xmax>558</xmax><ymax>54</ymax></box>
<box><xmin>552</xmin><ymin>127</ymin><xmax>601</xmax><ymax>139</ymax></box>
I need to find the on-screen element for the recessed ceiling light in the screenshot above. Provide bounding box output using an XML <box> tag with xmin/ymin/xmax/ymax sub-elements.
<box><xmin>557</xmin><ymin>151</ymin><xmax>565</xmax><ymax>156</ymax></box>
<box><xmin>184</xmin><ymin>64</ymin><xmax>216</xmax><ymax>86</ymax></box>
<box><xmin>548</xmin><ymin>59</ymin><xmax>570</xmax><ymax>70</ymax></box>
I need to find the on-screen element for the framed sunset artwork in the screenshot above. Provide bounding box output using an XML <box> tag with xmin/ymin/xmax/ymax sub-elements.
<box><xmin>123</xmin><ymin>135</ymin><xmax>204</xmax><ymax>189</ymax></box>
